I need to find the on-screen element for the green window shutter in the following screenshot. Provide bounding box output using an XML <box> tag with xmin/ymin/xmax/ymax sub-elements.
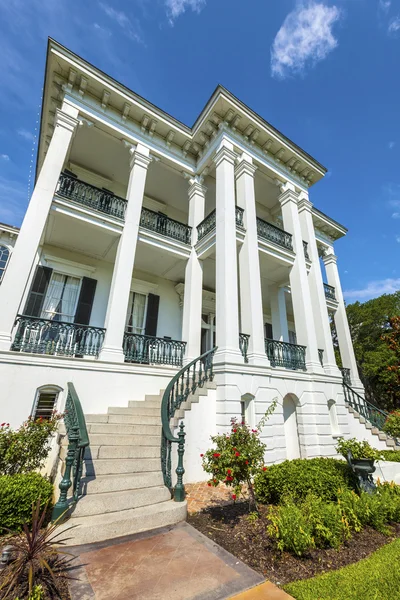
<box><xmin>23</xmin><ymin>266</ymin><xmax>52</xmax><ymax>317</ymax></box>
<box><xmin>144</xmin><ymin>293</ymin><xmax>160</xmax><ymax>337</ymax></box>
<box><xmin>74</xmin><ymin>277</ymin><xmax>97</xmax><ymax>325</ymax></box>
<box><xmin>265</xmin><ymin>323</ymin><xmax>273</xmax><ymax>340</ymax></box>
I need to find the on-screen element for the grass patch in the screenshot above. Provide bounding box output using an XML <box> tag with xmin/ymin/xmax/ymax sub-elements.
<box><xmin>284</xmin><ymin>537</ymin><xmax>400</xmax><ymax>599</ymax></box>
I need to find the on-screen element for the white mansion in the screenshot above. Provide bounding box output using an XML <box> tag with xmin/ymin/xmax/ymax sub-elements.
<box><xmin>0</xmin><ymin>39</ymin><xmax>391</xmax><ymax>543</ymax></box>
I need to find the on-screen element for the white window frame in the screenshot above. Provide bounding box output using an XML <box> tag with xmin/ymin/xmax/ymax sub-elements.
<box><xmin>0</xmin><ymin>244</ymin><xmax>11</xmax><ymax>282</ymax></box>
<box><xmin>41</xmin><ymin>270</ymin><xmax>82</xmax><ymax>323</ymax></box>
<box><xmin>31</xmin><ymin>384</ymin><xmax>64</xmax><ymax>419</ymax></box>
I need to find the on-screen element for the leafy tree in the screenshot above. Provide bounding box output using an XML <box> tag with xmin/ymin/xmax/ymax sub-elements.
<box><xmin>381</xmin><ymin>316</ymin><xmax>400</xmax><ymax>403</ymax></box>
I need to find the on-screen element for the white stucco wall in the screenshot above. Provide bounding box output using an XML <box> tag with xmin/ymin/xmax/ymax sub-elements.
<box><xmin>374</xmin><ymin>460</ymin><xmax>400</xmax><ymax>485</ymax></box>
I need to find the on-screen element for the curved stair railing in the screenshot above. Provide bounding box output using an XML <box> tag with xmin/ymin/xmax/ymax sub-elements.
<box><xmin>52</xmin><ymin>382</ymin><xmax>90</xmax><ymax>521</ymax></box>
<box><xmin>161</xmin><ymin>347</ymin><xmax>217</xmax><ymax>501</ymax></box>
<box><xmin>343</xmin><ymin>382</ymin><xmax>388</xmax><ymax>430</ymax></box>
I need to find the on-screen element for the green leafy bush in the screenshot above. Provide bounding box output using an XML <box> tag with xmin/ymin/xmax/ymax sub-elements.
<box><xmin>254</xmin><ymin>457</ymin><xmax>357</xmax><ymax>505</ymax></box>
<box><xmin>16</xmin><ymin>585</ymin><xmax>44</xmax><ymax>600</ymax></box>
<box><xmin>0</xmin><ymin>416</ymin><xmax>61</xmax><ymax>476</ymax></box>
<box><xmin>335</xmin><ymin>437</ymin><xmax>384</xmax><ymax>461</ymax></box>
<box><xmin>0</xmin><ymin>473</ymin><xmax>53</xmax><ymax>533</ymax></box>
<box><xmin>383</xmin><ymin>410</ymin><xmax>400</xmax><ymax>440</ymax></box>
<box><xmin>267</xmin><ymin>501</ymin><xmax>315</xmax><ymax>556</ymax></box>
<box><xmin>381</xmin><ymin>449</ymin><xmax>400</xmax><ymax>462</ymax></box>
<box><xmin>302</xmin><ymin>494</ymin><xmax>351</xmax><ymax>549</ymax></box>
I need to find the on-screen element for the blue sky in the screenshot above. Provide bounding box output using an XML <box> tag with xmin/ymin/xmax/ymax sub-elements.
<box><xmin>0</xmin><ymin>0</ymin><xmax>399</xmax><ymax>303</ymax></box>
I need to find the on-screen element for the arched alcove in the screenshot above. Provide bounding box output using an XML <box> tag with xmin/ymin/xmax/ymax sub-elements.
<box><xmin>283</xmin><ymin>394</ymin><xmax>301</xmax><ymax>460</ymax></box>
<box><xmin>328</xmin><ymin>399</ymin><xmax>340</xmax><ymax>436</ymax></box>
<box><xmin>240</xmin><ymin>393</ymin><xmax>255</xmax><ymax>427</ymax></box>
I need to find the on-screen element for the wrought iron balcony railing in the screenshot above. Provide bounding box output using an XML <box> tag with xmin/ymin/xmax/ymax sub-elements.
<box><xmin>140</xmin><ymin>207</ymin><xmax>192</xmax><ymax>245</ymax></box>
<box><xmin>197</xmin><ymin>207</ymin><xmax>245</xmax><ymax>242</ymax></box>
<box><xmin>340</xmin><ymin>367</ymin><xmax>351</xmax><ymax>386</ymax></box>
<box><xmin>303</xmin><ymin>241</ymin><xmax>310</xmax><ymax>260</ymax></box>
<box><xmin>265</xmin><ymin>338</ymin><xmax>307</xmax><ymax>370</ymax></box>
<box><xmin>256</xmin><ymin>217</ymin><xmax>293</xmax><ymax>251</ymax></box>
<box><xmin>239</xmin><ymin>333</ymin><xmax>250</xmax><ymax>363</ymax></box>
<box><xmin>11</xmin><ymin>315</ymin><xmax>105</xmax><ymax>357</ymax></box>
<box><xmin>318</xmin><ymin>348</ymin><xmax>324</xmax><ymax>366</ymax></box>
<box><xmin>324</xmin><ymin>283</ymin><xmax>336</xmax><ymax>301</ymax></box>
<box><xmin>57</xmin><ymin>172</ymin><xmax>127</xmax><ymax>220</ymax></box>
<box><xmin>123</xmin><ymin>332</ymin><xmax>186</xmax><ymax>367</ymax></box>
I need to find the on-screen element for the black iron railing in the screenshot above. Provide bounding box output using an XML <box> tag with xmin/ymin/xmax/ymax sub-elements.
<box><xmin>52</xmin><ymin>382</ymin><xmax>89</xmax><ymax>521</ymax></box>
<box><xmin>343</xmin><ymin>383</ymin><xmax>388</xmax><ymax>431</ymax></box>
<box><xmin>57</xmin><ymin>172</ymin><xmax>127</xmax><ymax>220</ymax></box>
<box><xmin>161</xmin><ymin>347</ymin><xmax>217</xmax><ymax>499</ymax></box>
<box><xmin>256</xmin><ymin>218</ymin><xmax>293</xmax><ymax>251</ymax></box>
<box><xmin>197</xmin><ymin>207</ymin><xmax>245</xmax><ymax>242</ymax></box>
<box><xmin>265</xmin><ymin>338</ymin><xmax>307</xmax><ymax>370</ymax></box>
<box><xmin>340</xmin><ymin>367</ymin><xmax>351</xmax><ymax>386</ymax></box>
<box><xmin>239</xmin><ymin>333</ymin><xmax>250</xmax><ymax>363</ymax></box>
<box><xmin>123</xmin><ymin>332</ymin><xmax>186</xmax><ymax>366</ymax></box>
<box><xmin>324</xmin><ymin>283</ymin><xmax>336</xmax><ymax>301</ymax></box>
<box><xmin>318</xmin><ymin>348</ymin><xmax>324</xmax><ymax>366</ymax></box>
<box><xmin>236</xmin><ymin>206</ymin><xmax>245</xmax><ymax>229</ymax></box>
<box><xmin>303</xmin><ymin>241</ymin><xmax>310</xmax><ymax>260</ymax></box>
<box><xmin>140</xmin><ymin>207</ymin><xmax>192</xmax><ymax>245</ymax></box>
<box><xmin>11</xmin><ymin>315</ymin><xmax>105</xmax><ymax>357</ymax></box>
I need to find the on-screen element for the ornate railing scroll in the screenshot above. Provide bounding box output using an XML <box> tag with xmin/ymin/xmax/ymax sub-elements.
<box><xmin>239</xmin><ymin>333</ymin><xmax>250</xmax><ymax>363</ymax></box>
<box><xmin>342</xmin><ymin>382</ymin><xmax>388</xmax><ymax>432</ymax></box>
<box><xmin>265</xmin><ymin>338</ymin><xmax>307</xmax><ymax>371</ymax></box>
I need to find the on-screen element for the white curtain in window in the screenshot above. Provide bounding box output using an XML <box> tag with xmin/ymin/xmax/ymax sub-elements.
<box><xmin>41</xmin><ymin>273</ymin><xmax>80</xmax><ymax>323</ymax></box>
<box><xmin>126</xmin><ymin>292</ymin><xmax>147</xmax><ymax>333</ymax></box>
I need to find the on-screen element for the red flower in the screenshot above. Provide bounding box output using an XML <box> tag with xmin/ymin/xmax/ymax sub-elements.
<box><xmin>235</xmin><ymin>452</ymin><xmax>240</xmax><ymax>457</ymax></box>
<box><xmin>208</xmin><ymin>482</ymin><xmax>212</xmax><ymax>486</ymax></box>
<box><xmin>245</xmin><ymin>460</ymin><xmax>249</xmax><ymax>465</ymax></box>
<box><xmin>263</xmin><ymin>467</ymin><xmax>267</xmax><ymax>471</ymax></box>
<box><xmin>200</xmin><ymin>454</ymin><xmax>204</xmax><ymax>457</ymax></box>
<box><xmin>227</xmin><ymin>469</ymin><xmax>232</xmax><ymax>475</ymax></box>
<box><xmin>252</xmin><ymin>429</ymin><xmax>257</xmax><ymax>433</ymax></box>
<box><xmin>232</xmin><ymin>494</ymin><xmax>237</xmax><ymax>500</ymax></box>
<box><xmin>232</xmin><ymin>447</ymin><xmax>237</xmax><ymax>451</ymax></box>
<box><xmin>232</xmin><ymin>428</ymin><xmax>237</xmax><ymax>433</ymax></box>
<box><xmin>213</xmin><ymin>453</ymin><xmax>221</xmax><ymax>458</ymax></box>
<box><xmin>0</xmin><ymin>423</ymin><xmax>5</xmax><ymax>427</ymax></box>
<box><xmin>213</xmin><ymin>478</ymin><xmax>217</xmax><ymax>483</ymax></box>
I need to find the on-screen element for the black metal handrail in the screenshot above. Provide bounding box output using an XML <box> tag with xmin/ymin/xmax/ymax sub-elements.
<box><xmin>343</xmin><ymin>382</ymin><xmax>389</xmax><ymax>432</ymax></box>
<box><xmin>324</xmin><ymin>283</ymin><xmax>336</xmax><ymax>301</ymax></box>
<box><xmin>140</xmin><ymin>207</ymin><xmax>192</xmax><ymax>245</ymax></box>
<box><xmin>256</xmin><ymin>217</ymin><xmax>293</xmax><ymax>251</ymax></box>
<box><xmin>340</xmin><ymin>367</ymin><xmax>351</xmax><ymax>386</ymax></box>
<box><xmin>303</xmin><ymin>241</ymin><xmax>310</xmax><ymax>260</ymax></box>
<box><xmin>318</xmin><ymin>348</ymin><xmax>324</xmax><ymax>366</ymax></box>
<box><xmin>239</xmin><ymin>333</ymin><xmax>250</xmax><ymax>363</ymax></box>
<box><xmin>123</xmin><ymin>332</ymin><xmax>186</xmax><ymax>367</ymax></box>
<box><xmin>11</xmin><ymin>315</ymin><xmax>105</xmax><ymax>358</ymax></box>
<box><xmin>57</xmin><ymin>172</ymin><xmax>127</xmax><ymax>220</ymax></box>
<box><xmin>265</xmin><ymin>338</ymin><xmax>307</xmax><ymax>370</ymax></box>
<box><xmin>161</xmin><ymin>347</ymin><xmax>217</xmax><ymax>500</ymax></box>
<box><xmin>236</xmin><ymin>206</ymin><xmax>245</xmax><ymax>229</ymax></box>
<box><xmin>197</xmin><ymin>207</ymin><xmax>245</xmax><ymax>242</ymax></box>
<box><xmin>52</xmin><ymin>382</ymin><xmax>89</xmax><ymax>521</ymax></box>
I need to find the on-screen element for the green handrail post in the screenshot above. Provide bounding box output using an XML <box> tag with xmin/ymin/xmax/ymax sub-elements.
<box><xmin>174</xmin><ymin>422</ymin><xmax>186</xmax><ymax>502</ymax></box>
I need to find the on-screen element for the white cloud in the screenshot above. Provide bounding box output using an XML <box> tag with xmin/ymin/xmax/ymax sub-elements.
<box><xmin>344</xmin><ymin>278</ymin><xmax>400</xmax><ymax>301</ymax></box>
<box><xmin>392</xmin><ymin>212</ymin><xmax>400</xmax><ymax>219</ymax></box>
<box><xmin>397</xmin><ymin>236</ymin><xmax>400</xmax><ymax>243</ymax></box>
<box><xmin>99</xmin><ymin>3</ymin><xmax>142</xmax><ymax>42</ymax></box>
<box><xmin>17</xmin><ymin>128</ymin><xmax>34</xmax><ymax>142</ymax></box>
<box><xmin>388</xmin><ymin>16</ymin><xmax>400</xmax><ymax>33</ymax></box>
<box><xmin>379</xmin><ymin>0</ymin><xmax>391</xmax><ymax>13</ymax></box>
<box><xmin>0</xmin><ymin>154</ymin><xmax>10</xmax><ymax>161</ymax></box>
<box><xmin>389</xmin><ymin>141</ymin><xmax>396</xmax><ymax>149</ymax></box>
<box><xmin>271</xmin><ymin>2</ymin><xmax>341</xmax><ymax>79</ymax></box>
<box><xmin>165</xmin><ymin>0</ymin><xmax>206</xmax><ymax>21</ymax></box>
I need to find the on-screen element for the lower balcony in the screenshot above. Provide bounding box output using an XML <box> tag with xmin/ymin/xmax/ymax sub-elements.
<box><xmin>123</xmin><ymin>332</ymin><xmax>186</xmax><ymax>367</ymax></box>
<box><xmin>265</xmin><ymin>338</ymin><xmax>307</xmax><ymax>371</ymax></box>
<box><xmin>11</xmin><ymin>315</ymin><xmax>105</xmax><ymax>358</ymax></box>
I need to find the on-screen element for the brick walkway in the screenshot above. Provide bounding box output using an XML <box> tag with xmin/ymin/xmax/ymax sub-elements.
<box><xmin>185</xmin><ymin>481</ymin><xmax>238</xmax><ymax>514</ymax></box>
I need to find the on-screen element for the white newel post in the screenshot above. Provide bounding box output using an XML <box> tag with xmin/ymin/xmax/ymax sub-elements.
<box><xmin>278</xmin><ymin>183</ymin><xmax>322</xmax><ymax>372</ymax></box>
<box><xmin>214</xmin><ymin>139</ymin><xmax>241</xmax><ymax>363</ymax></box>
<box><xmin>182</xmin><ymin>177</ymin><xmax>206</xmax><ymax>363</ymax></box>
<box><xmin>99</xmin><ymin>143</ymin><xmax>151</xmax><ymax>363</ymax></box>
<box><xmin>0</xmin><ymin>103</ymin><xmax>79</xmax><ymax>351</ymax></box>
<box><xmin>298</xmin><ymin>194</ymin><xmax>340</xmax><ymax>376</ymax></box>
<box><xmin>322</xmin><ymin>251</ymin><xmax>363</xmax><ymax>388</ymax></box>
<box><xmin>235</xmin><ymin>153</ymin><xmax>269</xmax><ymax>365</ymax></box>
<box><xmin>270</xmin><ymin>286</ymin><xmax>290</xmax><ymax>342</ymax></box>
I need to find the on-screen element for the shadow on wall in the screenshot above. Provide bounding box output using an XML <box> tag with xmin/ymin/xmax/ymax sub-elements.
<box><xmin>283</xmin><ymin>394</ymin><xmax>301</xmax><ymax>460</ymax></box>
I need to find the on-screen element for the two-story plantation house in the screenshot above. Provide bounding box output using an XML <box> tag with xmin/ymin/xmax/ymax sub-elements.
<box><xmin>1</xmin><ymin>39</ymin><xmax>392</xmax><ymax>544</ymax></box>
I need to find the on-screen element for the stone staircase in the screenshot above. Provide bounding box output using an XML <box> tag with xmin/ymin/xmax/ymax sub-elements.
<box><xmin>345</xmin><ymin>402</ymin><xmax>397</xmax><ymax>450</ymax></box>
<box><xmin>59</xmin><ymin>382</ymin><xmax>215</xmax><ymax>546</ymax></box>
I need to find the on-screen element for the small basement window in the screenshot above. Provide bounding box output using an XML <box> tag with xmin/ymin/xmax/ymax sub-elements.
<box><xmin>32</xmin><ymin>387</ymin><xmax>62</xmax><ymax>420</ymax></box>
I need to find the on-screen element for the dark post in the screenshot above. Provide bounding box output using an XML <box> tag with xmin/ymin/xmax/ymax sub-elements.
<box><xmin>174</xmin><ymin>422</ymin><xmax>186</xmax><ymax>502</ymax></box>
<box><xmin>52</xmin><ymin>425</ymin><xmax>79</xmax><ymax>521</ymax></box>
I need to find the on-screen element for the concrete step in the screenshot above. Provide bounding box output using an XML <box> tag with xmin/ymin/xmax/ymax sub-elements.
<box><xmin>128</xmin><ymin>400</ymin><xmax>161</xmax><ymax>409</ymax></box>
<box><xmin>80</xmin><ymin>471</ymin><xmax>163</xmax><ymax>495</ymax></box>
<box><xmin>73</xmin><ymin>485</ymin><xmax>171</xmax><ymax>518</ymax></box>
<box><xmin>89</xmin><ymin>445</ymin><xmax>160</xmax><ymax>460</ymax></box>
<box><xmin>63</xmin><ymin>500</ymin><xmax>187</xmax><ymax>546</ymax></box>
<box><xmin>386</xmin><ymin>438</ymin><xmax>396</xmax><ymax>448</ymax></box>
<box><xmin>378</xmin><ymin>432</ymin><xmax>388</xmax><ymax>441</ymax></box>
<box><xmin>144</xmin><ymin>395</ymin><xmax>163</xmax><ymax>402</ymax></box>
<box><xmin>84</xmin><ymin>457</ymin><xmax>160</xmax><ymax>476</ymax></box>
<box><xmin>88</xmin><ymin>433</ymin><xmax>160</xmax><ymax>447</ymax></box>
<box><xmin>108</xmin><ymin>407</ymin><xmax>160</xmax><ymax>416</ymax></box>
<box><xmin>87</xmin><ymin>423</ymin><xmax>161</xmax><ymax>435</ymax></box>
<box><xmin>86</xmin><ymin>414</ymin><xmax>160</xmax><ymax>425</ymax></box>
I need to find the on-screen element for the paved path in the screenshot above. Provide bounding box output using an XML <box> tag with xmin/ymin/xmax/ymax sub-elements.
<box><xmin>67</xmin><ymin>522</ymin><xmax>292</xmax><ymax>600</ymax></box>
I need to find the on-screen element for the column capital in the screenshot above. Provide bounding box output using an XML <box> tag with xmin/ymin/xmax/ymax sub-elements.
<box><xmin>188</xmin><ymin>179</ymin><xmax>207</xmax><ymax>200</ymax></box>
<box><xmin>213</xmin><ymin>143</ymin><xmax>237</xmax><ymax>168</ymax></box>
<box><xmin>322</xmin><ymin>249</ymin><xmax>337</xmax><ymax>265</ymax></box>
<box><xmin>278</xmin><ymin>187</ymin><xmax>299</xmax><ymax>208</ymax></box>
<box><xmin>55</xmin><ymin>109</ymin><xmax>79</xmax><ymax>134</ymax></box>
<box><xmin>297</xmin><ymin>193</ymin><xmax>313</xmax><ymax>214</ymax></box>
<box><xmin>234</xmin><ymin>155</ymin><xmax>257</xmax><ymax>179</ymax></box>
<box><xmin>129</xmin><ymin>143</ymin><xmax>152</xmax><ymax>170</ymax></box>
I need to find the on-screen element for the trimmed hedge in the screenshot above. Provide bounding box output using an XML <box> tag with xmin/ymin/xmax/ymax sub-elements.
<box><xmin>0</xmin><ymin>472</ymin><xmax>53</xmax><ymax>533</ymax></box>
<box><xmin>254</xmin><ymin>457</ymin><xmax>357</xmax><ymax>505</ymax></box>
<box><xmin>381</xmin><ymin>449</ymin><xmax>400</xmax><ymax>462</ymax></box>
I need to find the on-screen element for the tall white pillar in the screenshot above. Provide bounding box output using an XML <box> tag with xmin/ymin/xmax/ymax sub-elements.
<box><xmin>100</xmin><ymin>143</ymin><xmax>151</xmax><ymax>362</ymax></box>
<box><xmin>182</xmin><ymin>177</ymin><xmax>206</xmax><ymax>363</ymax></box>
<box><xmin>270</xmin><ymin>286</ymin><xmax>289</xmax><ymax>342</ymax></box>
<box><xmin>0</xmin><ymin>102</ymin><xmax>79</xmax><ymax>350</ymax></box>
<box><xmin>298</xmin><ymin>194</ymin><xmax>340</xmax><ymax>376</ymax></box>
<box><xmin>236</xmin><ymin>153</ymin><xmax>269</xmax><ymax>366</ymax></box>
<box><xmin>214</xmin><ymin>139</ymin><xmax>241</xmax><ymax>363</ymax></box>
<box><xmin>322</xmin><ymin>250</ymin><xmax>363</xmax><ymax>388</ymax></box>
<box><xmin>279</xmin><ymin>183</ymin><xmax>322</xmax><ymax>372</ymax></box>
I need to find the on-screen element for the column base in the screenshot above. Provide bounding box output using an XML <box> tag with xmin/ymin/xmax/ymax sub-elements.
<box><xmin>99</xmin><ymin>345</ymin><xmax>126</xmax><ymax>363</ymax></box>
<box><xmin>247</xmin><ymin>352</ymin><xmax>270</xmax><ymax>367</ymax></box>
<box><xmin>214</xmin><ymin>348</ymin><xmax>243</xmax><ymax>364</ymax></box>
<box><xmin>0</xmin><ymin>332</ymin><xmax>12</xmax><ymax>352</ymax></box>
<box><xmin>306</xmin><ymin>361</ymin><xmax>325</xmax><ymax>374</ymax></box>
<box><xmin>323</xmin><ymin>363</ymin><xmax>343</xmax><ymax>378</ymax></box>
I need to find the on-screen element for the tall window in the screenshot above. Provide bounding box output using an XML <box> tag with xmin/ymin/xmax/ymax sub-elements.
<box><xmin>0</xmin><ymin>245</ymin><xmax>10</xmax><ymax>281</ymax></box>
<box><xmin>41</xmin><ymin>273</ymin><xmax>81</xmax><ymax>323</ymax></box>
<box><xmin>125</xmin><ymin>292</ymin><xmax>147</xmax><ymax>334</ymax></box>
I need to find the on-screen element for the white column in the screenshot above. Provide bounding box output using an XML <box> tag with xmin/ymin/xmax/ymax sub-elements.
<box><xmin>270</xmin><ymin>286</ymin><xmax>289</xmax><ymax>342</ymax></box>
<box><xmin>100</xmin><ymin>143</ymin><xmax>151</xmax><ymax>362</ymax></box>
<box><xmin>298</xmin><ymin>194</ymin><xmax>340</xmax><ymax>376</ymax></box>
<box><xmin>323</xmin><ymin>250</ymin><xmax>363</xmax><ymax>387</ymax></box>
<box><xmin>214</xmin><ymin>139</ymin><xmax>241</xmax><ymax>363</ymax></box>
<box><xmin>236</xmin><ymin>153</ymin><xmax>269</xmax><ymax>366</ymax></box>
<box><xmin>182</xmin><ymin>177</ymin><xmax>206</xmax><ymax>363</ymax></box>
<box><xmin>279</xmin><ymin>183</ymin><xmax>322</xmax><ymax>372</ymax></box>
<box><xmin>0</xmin><ymin>103</ymin><xmax>79</xmax><ymax>350</ymax></box>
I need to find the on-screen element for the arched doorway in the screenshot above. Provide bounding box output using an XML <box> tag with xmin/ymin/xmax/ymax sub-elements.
<box><xmin>283</xmin><ymin>394</ymin><xmax>301</xmax><ymax>460</ymax></box>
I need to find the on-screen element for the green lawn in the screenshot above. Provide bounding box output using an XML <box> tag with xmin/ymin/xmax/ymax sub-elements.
<box><xmin>284</xmin><ymin>538</ymin><xmax>400</xmax><ymax>600</ymax></box>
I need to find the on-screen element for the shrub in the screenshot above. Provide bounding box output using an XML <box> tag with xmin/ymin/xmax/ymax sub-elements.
<box><xmin>383</xmin><ymin>410</ymin><xmax>400</xmax><ymax>440</ymax></box>
<box><xmin>267</xmin><ymin>501</ymin><xmax>315</xmax><ymax>556</ymax></box>
<box><xmin>337</xmin><ymin>484</ymin><xmax>400</xmax><ymax>535</ymax></box>
<box><xmin>301</xmin><ymin>494</ymin><xmax>350</xmax><ymax>549</ymax></box>
<box><xmin>254</xmin><ymin>457</ymin><xmax>357</xmax><ymax>505</ymax></box>
<box><xmin>0</xmin><ymin>416</ymin><xmax>61</xmax><ymax>476</ymax></box>
<box><xmin>335</xmin><ymin>437</ymin><xmax>384</xmax><ymax>461</ymax></box>
<box><xmin>0</xmin><ymin>473</ymin><xmax>53</xmax><ymax>533</ymax></box>
<box><xmin>381</xmin><ymin>449</ymin><xmax>400</xmax><ymax>462</ymax></box>
<box><xmin>201</xmin><ymin>401</ymin><xmax>277</xmax><ymax>510</ymax></box>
